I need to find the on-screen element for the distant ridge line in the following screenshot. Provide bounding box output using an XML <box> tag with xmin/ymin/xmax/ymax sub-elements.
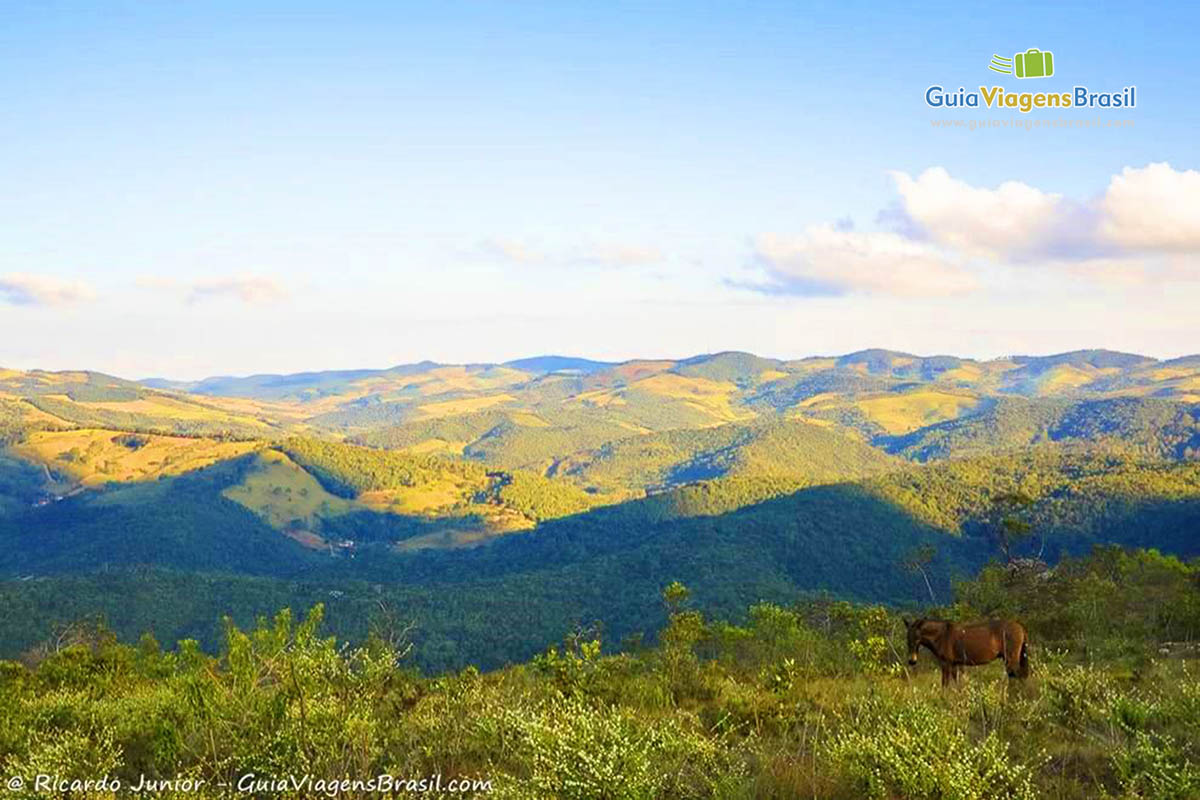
<box><xmin>60</xmin><ymin>347</ymin><xmax>1200</xmax><ymax>388</ymax></box>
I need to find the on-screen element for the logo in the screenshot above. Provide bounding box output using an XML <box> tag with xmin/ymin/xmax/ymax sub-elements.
<box><xmin>989</xmin><ymin>49</ymin><xmax>1054</xmax><ymax>79</ymax></box>
<box><xmin>924</xmin><ymin>48</ymin><xmax>1135</xmax><ymax>114</ymax></box>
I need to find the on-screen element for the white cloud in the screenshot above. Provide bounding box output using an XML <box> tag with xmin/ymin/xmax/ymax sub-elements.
<box><xmin>482</xmin><ymin>238</ymin><xmax>543</xmax><ymax>264</ymax></box>
<box><xmin>743</xmin><ymin>164</ymin><xmax>1199</xmax><ymax>297</ymax></box>
<box><xmin>188</xmin><ymin>274</ymin><xmax>290</xmax><ymax>304</ymax></box>
<box><xmin>752</xmin><ymin>227</ymin><xmax>977</xmax><ymax>297</ymax></box>
<box><xmin>888</xmin><ymin>163</ymin><xmax>1200</xmax><ymax>268</ymax></box>
<box><xmin>0</xmin><ymin>273</ymin><xmax>95</xmax><ymax>306</ymax></box>
<box><xmin>1100</xmin><ymin>162</ymin><xmax>1200</xmax><ymax>252</ymax></box>
<box><xmin>1060</xmin><ymin>253</ymin><xmax>1200</xmax><ymax>287</ymax></box>
<box><xmin>888</xmin><ymin>167</ymin><xmax>1086</xmax><ymax>260</ymax></box>
<box><xmin>139</xmin><ymin>274</ymin><xmax>290</xmax><ymax>304</ymax></box>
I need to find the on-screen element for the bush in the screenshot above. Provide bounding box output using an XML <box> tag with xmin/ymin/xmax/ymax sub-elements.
<box><xmin>825</xmin><ymin>693</ymin><xmax>1043</xmax><ymax>800</ymax></box>
<box><xmin>1113</xmin><ymin>732</ymin><xmax>1200</xmax><ymax>800</ymax></box>
<box><xmin>493</xmin><ymin>698</ymin><xmax>743</xmax><ymax>800</ymax></box>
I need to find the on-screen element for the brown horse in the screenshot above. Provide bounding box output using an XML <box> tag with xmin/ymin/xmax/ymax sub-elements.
<box><xmin>903</xmin><ymin>618</ymin><xmax>1030</xmax><ymax>686</ymax></box>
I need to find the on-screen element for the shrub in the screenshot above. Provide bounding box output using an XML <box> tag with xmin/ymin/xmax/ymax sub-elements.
<box><xmin>493</xmin><ymin>698</ymin><xmax>743</xmax><ymax>800</ymax></box>
<box><xmin>825</xmin><ymin>693</ymin><xmax>1042</xmax><ymax>800</ymax></box>
<box><xmin>1112</xmin><ymin>732</ymin><xmax>1200</xmax><ymax>800</ymax></box>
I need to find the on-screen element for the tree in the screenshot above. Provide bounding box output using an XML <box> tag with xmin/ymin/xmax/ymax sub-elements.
<box><xmin>367</xmin><ymin>599</ymin><xmax>415</xmax><ymax>666</ymax></box>
<box><xmin>986</xmin><ymin>491</ymin><xmax>1035</xmax><ymax>563</ymax></box>
<box><xmin>903</xmin><ymin>543</ymin><xmax>938</xmax><ymax>604</ymax></box>
<box><xmin>662</xmin><ymin>581</ymin><xmax>691</xmax><ymax>615</ymax></box>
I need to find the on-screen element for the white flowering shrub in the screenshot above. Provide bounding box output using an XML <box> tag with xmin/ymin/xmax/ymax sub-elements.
<box><xmin>1112</xmin><ymin>731</ymin><xmax>1200</xmax><ymax>800</ymax></box>
<box><xmin>493</xmin><ymin>698</ymin><xmax>743</xmax><ymax>799</ymax></box>
<box><xmin>1043</xmin><ymin>664</ymin><xmax>1121</xmax><ymax>727</ymax></box>
<box><xmin>825</xmin><ymin>694</ymin><xmax>1042</xmax><ymax>800</ymax></box>
<box><xmin>4</xmin><ymin>728</ymin><xmax>123</xmax><ymax>799</ymax></box>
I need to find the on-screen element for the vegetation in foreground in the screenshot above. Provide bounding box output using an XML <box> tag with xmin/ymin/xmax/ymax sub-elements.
<box><xmin>2</xmin><ymin>546</ymin><xmax>1197</xmax><ymax>799</ymax></box>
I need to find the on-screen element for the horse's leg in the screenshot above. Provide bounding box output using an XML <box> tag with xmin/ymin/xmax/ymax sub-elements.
<box><xmin>941</xmin><ymin>663</ymin><xmax>951</xmax><ymax>687</ymax></box>
<box><xmin>1004</xmin><ymin>631</ymin><xmax>1022</xmax><ymax>677</ymax></box>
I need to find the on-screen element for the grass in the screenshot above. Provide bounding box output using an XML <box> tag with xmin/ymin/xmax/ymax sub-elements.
<box><xmin>796</xmin><ymin>390</ymin><xmax>982</xmax><ymax>435</ymax></box>
<box><xmin>220</xmin><ymin>448</ymin><xmax>522</xmax><ymax>547</ymax></box>
<box><xmin>602</xmin><ymin>360</ymin><xmax>676</xmax><ymax>383</ymax></box>
<box><xmin>357</xmin><ymin>475</ymin><xmax>471</xmax><ymax>513</ymax></box>
<box><xmin>386</xmin><ymin>365</ymin><xmax>530</xmax><ymax>396</ymax></box>
<box><xmin>13</xmin><ymin>429</ymin><xmax>257</xmax><ymax>489</ymax></box>
<box><xmin>573</xmin><ymin>388</ymin><xmax>629</xmax><ymax>408</ymax></box>
<box><xmin>73</xmin><ymin>394</ymin><xmax>242</xmax><ymax>419</ymax></box>
<box><xmin>1029</xmin><ymin>364</ymin><xmax>1106</xmax><ymax>395</ymax></box>
<box><xmin>221</xmin><ymin>449</ymin><xmax>352</xmax><ymax>529</ymax></box>
<box><xmin>934</xmin><ymin>362</ymin><xmax>988</xmax><ymax>384</ymax></box>
<box><xmin>4</xmin><ymin>589</ymin><xmax>1195</xmax><ymax>800</ymax></box>
<box><xmin>0</xmin><ymin>401</ymin><xmax>63</xmax><ymax>430</ymax></box>
<box><xmin>344</xmin><ymin>365</ymin><xmax>531</xmax><ymax>404</ymax></box>
<box><xmin>571</xmin><ymin>373</ymin><xmax>756</xmax><ymax>427</ymax></box>
<box><xmin>414</xmin><ymin>393</ymin><xmax>517</xmax><ymax>419</ymax></box>
<box><xmin>402</xmin><ymin>437</ymin><xmax>467</xmax><ymax>455</ymax></box>
<box><xmin>393</xmin><ymin>509</ymin><xmax>534</xmax><ymax>551</ymax></box>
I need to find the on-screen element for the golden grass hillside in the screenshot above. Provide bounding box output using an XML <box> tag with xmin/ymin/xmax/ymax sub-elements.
<box><xmin>12</xmin><ymin>429</ymin><xmax>258</xmax><ymax>490</ymax></box>
<box><xmin>221</xmin><ymin>449</ymin><xmax>353</xmax><ymax>530</ymax></box>
<box><xmin>220</xmin><ymin>447</ymin><xmax>542</xmax><ymax>550</ymax></box>
<box><xmin>800</xmin><ymin>389</ymin><xmax>981</xmax><ymax>435</ymax></box>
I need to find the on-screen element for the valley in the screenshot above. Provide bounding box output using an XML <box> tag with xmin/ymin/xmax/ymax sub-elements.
<box><xmin>0</xmin><ymin>348</ymin><xmax>1198</xmax><ymax>670</ymax></box>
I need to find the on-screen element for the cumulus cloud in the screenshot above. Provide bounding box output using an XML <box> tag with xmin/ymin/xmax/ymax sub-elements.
<box><xmin>889</xmin><ymin>163</ymin><xmax>1200</xmax><ymax>266</ymax></box>
<box><xmin>888</xmin><ymin>167</ymin><xmax>1098</xmax><ymax>260</ymax></box>
<box><xmin>1100</xmin><ymin>163</ymin><xmax>1200</xmax><ymax>252</ymax></box>
<box><xmin>743</xmin><ymin>163</ymin><xmax>1200</xmax><ymax>299</ymax></box>
<box><xmin>751</xmin><ymin>227</ymin><xmax>977</xmax><ymax>297</ymax></box>
<box><xmin>0</xmin><ymin>273</ymin><xmax>95</xmax><ymax>306</ymax></box>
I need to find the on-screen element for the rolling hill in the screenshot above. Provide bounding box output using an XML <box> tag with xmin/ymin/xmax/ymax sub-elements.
<box><xmin>1</xmin><ymin>348</ymin><xmax>1199</xmax><ymax>669</ymax></box>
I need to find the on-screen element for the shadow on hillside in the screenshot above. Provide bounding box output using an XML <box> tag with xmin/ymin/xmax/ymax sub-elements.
<box><xmin>3</xmin><ymin>475</ymin><xmax>1199</xmax><ymax>672</ymax></box>
<box><xmin>335</xmin><ymin>480</ymin><xmax>995</xmax><ymax>603</ymax></box>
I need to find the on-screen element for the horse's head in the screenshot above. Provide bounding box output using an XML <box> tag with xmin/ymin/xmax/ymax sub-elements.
<box><xmin>903</xmin><ymin>618</ymin><xmax>923</xmax><ymax>665</ymax></box>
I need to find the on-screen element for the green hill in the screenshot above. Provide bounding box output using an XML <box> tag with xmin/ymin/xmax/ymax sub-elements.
<box><xmin>888</xmin><ymin>397</ymin><xmax>1200</xmax><ymax>461</ymax></box>
<box><xmin>671</xmin><ymin>351</ymin><xmax>783</xmax><ymax>386</ymax></box>
<box><xmin>3</xmin><ymin>440</ymin><xmax>1199</xmax><ymax>671</ymax></box>
<box><xmin>0</xmin><ymin>457</ymin><xmax>317</xmax><ymax>577</ymax></box>
<box><xmin>558</xmin><ymin>417</ymin><xmax>898</xmax><ymax>493</ymax></box>
<box><xmin>4</xmin><ymin>349</ymin><xmax>1200</xmax><ymax>677</ymax></box>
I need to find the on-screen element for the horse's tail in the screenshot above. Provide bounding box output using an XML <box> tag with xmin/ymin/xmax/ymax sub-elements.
<box><xmin>1017</xmin><ymin>639</ymin><xmax>1030</xmax><ymax>679</ymax></box>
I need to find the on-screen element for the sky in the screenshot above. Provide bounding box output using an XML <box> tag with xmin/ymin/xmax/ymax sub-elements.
<box><xmin>1</xmin><ymin>0</ymin><xmax>1198</xmax><ymax>379</ymax></box>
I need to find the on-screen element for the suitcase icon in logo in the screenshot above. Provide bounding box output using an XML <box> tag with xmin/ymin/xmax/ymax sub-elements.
<box><xmin>1014</xmin><ymin>48</ymin><xmax>1054</xmax><ymax>78</ymax></box>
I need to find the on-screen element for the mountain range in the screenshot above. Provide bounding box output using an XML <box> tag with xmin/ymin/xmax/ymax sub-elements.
<box><xmin>1</xmin><ymin>348</ymin><xmax>1198</xmax><ymax>669</ymax></box>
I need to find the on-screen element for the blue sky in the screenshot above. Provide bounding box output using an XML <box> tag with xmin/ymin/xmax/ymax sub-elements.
<box><xmin>2</xmin><ymin>1</ymin><xmax>1197</xmax><ymax>378</ymax></box>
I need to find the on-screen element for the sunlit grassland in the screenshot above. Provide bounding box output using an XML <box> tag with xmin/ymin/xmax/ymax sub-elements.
<box><xmin>221</xmin><ymin>449</ymin><xmax>353</xmax><ymax>529</ymax></box>
<box><xmin>607</xmin><ymin>373</ymin><xmax>757</xmax><ymax>423</ymax></box>
<box><xmin>413</xmin><ymin>393</ymin><xmax>518</xmax><ymax>419</ymax></box>
<box><xmin>13</xmin><ymin>429</ymin><xmax>257</xmax><ymax>489</ymax></box>
<box><xmin>798</xmin><ymin>388</ymin><xmax>982</xmax><ymax>435</ymax></box>
<box><xmin>1025</xmin><ymin>364</ymin><xmax>1117</xmax><ymax>396</ymax></box>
